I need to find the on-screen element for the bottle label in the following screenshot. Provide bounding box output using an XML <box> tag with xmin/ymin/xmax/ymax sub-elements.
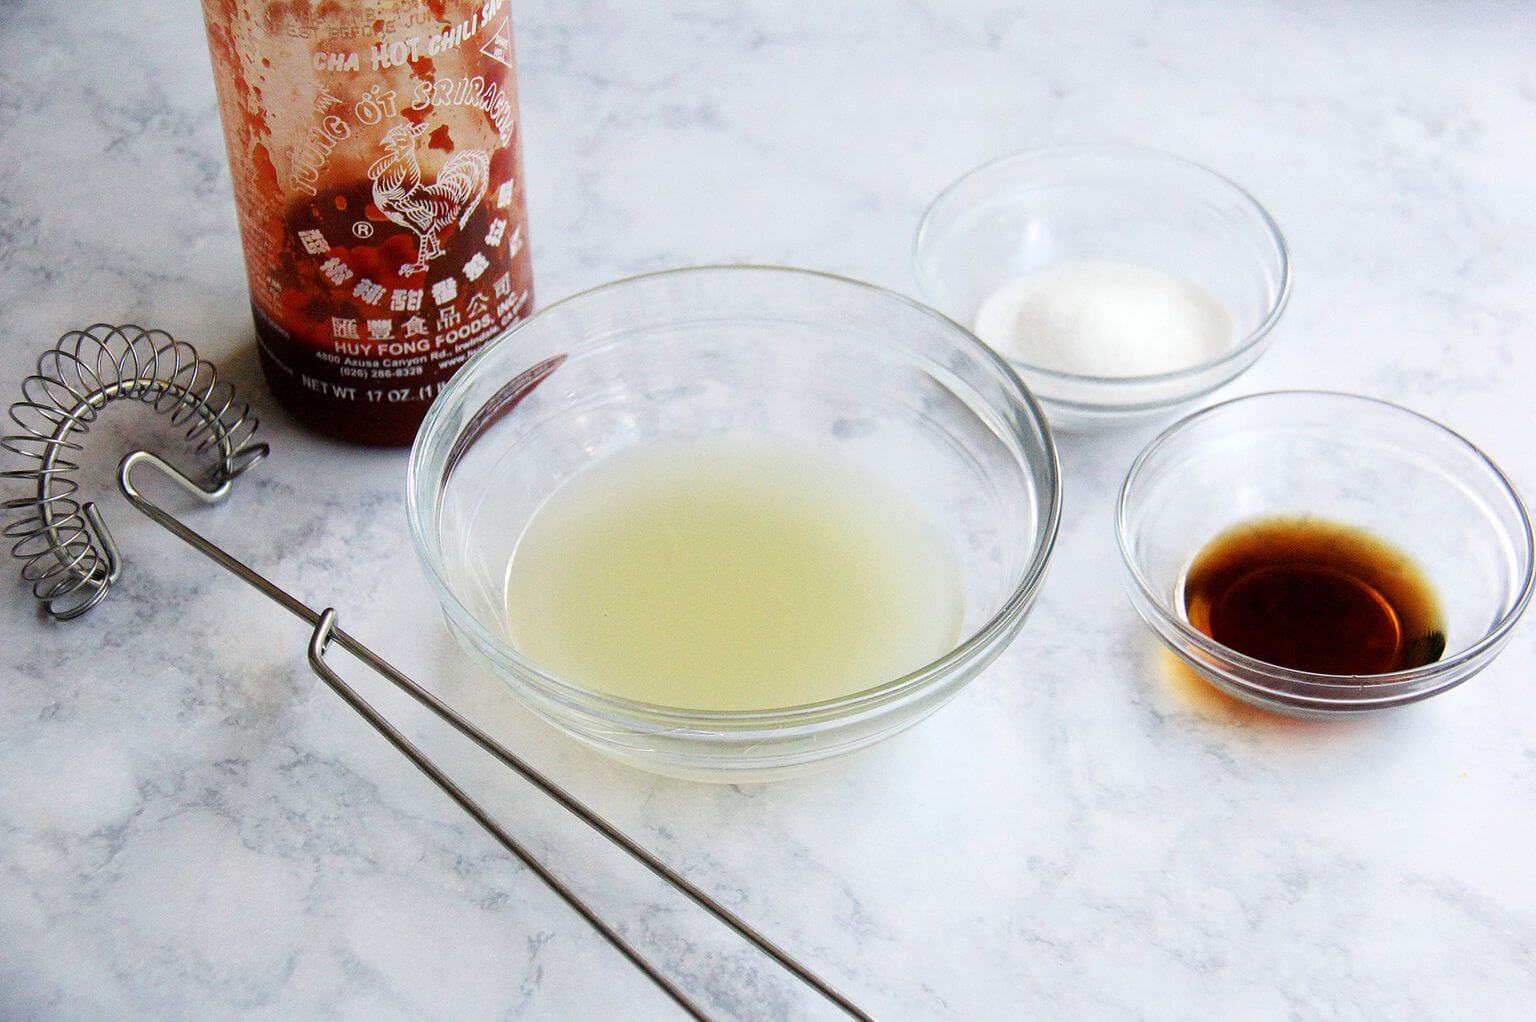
<box><xmin>203</xmin><ymin>0</ymin><xmax>533</xmax><ymax>441</ymax></box>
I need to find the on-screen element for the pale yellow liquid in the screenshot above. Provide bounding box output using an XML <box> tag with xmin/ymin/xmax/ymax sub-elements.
<box><xmin>503</xmin><ymin>438</ymin><xmax>965</xmax><ymax>711</ymax></box>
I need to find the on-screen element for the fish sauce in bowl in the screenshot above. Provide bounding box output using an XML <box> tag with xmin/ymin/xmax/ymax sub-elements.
<box><xmin>1181</xmin><ymin>516</ymin><xmax>1445</xmax><ymax>677</ymax></box>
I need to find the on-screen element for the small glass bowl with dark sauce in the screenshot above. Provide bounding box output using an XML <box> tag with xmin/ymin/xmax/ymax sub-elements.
<box><xmin>1117</xmin><ymin>391</ymin><xmax>1533</xmax><ymax>716</ymax></box>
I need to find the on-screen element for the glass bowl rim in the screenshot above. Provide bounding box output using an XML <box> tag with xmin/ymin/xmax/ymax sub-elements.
<box><xmin>911</xmin><ymin>143</ymin><xmax>1293</xmax><ymax>388</ymax></box>
<box><xmin>1115</xmin><ymin>388</ymin><xmax>1536</xmax><ymax>691</ymax></box>
<box><xmin>407</xmin><ymin>263</ymin><xmax>1064</xmax><ymax>726</ymax></box>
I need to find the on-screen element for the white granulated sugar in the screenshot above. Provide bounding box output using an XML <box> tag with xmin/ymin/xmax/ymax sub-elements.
<box><xmin>973</xmin><ymin>259</ymin><xmax>1235</xmax><ymax>377</ymax></box>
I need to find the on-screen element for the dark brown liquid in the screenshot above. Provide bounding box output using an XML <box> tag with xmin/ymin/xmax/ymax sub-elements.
<box><xmin>1182</xmin><ymin>516</ymin><xmax>1445</xmax><ymax>676</ymax></box>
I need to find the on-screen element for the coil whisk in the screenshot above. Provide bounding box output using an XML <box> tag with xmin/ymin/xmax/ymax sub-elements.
<box><xmin>2</xmin><ymin>324</ymin><xmax>266</xmax><ymax>619</ymax></box>
<box><xmin>0</xmin><ymin>325</ymin><xmax>872</xmax><ymax>1021</ymax></box>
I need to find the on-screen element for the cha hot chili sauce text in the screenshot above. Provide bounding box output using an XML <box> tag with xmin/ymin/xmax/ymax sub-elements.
<box><xmin>200</xmin><ymin>0</ymin><xmax>533</xmax><ymax>445</ymax></box>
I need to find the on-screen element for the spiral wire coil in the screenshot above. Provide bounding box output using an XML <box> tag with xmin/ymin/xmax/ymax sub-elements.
<box><xmin>2</xmin><ymin>324</ymin><xmax>266</xmax><ymax>618</ymax></box>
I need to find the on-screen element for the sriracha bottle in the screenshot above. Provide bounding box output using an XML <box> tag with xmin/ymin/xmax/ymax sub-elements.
<box><xmin>200</xmin><ymin>1</ymin><xmax>534</xmax><ymax>444</ymax></box>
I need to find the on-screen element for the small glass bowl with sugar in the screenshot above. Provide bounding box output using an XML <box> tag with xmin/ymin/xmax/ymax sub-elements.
<box><xmin>913</xmin><ymin>145</ymin><xmax>1291</xmax><ymax>430</ymax></box>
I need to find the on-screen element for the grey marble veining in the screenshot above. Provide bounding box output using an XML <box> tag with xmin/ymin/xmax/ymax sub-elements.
<box><xmin>3</xmin><ymin>1</ymin><xmax>1535</xmax><ymax>1019</ymax></box>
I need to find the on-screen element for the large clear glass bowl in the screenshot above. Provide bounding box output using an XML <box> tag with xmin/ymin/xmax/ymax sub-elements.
<box><xmin>408</xmin><ymin>266</ymin><xmax>1061</xmax><ymax>780</ymax></box>
<box><xmin>1117</xmin><ymin>391</ymin><xmax>1533</xmax><ymax>715</ymax></box>
<box><xmin>913</xmin><ymin>145</ymin><xmax>1290</xmax><ymax>430</ymax></box>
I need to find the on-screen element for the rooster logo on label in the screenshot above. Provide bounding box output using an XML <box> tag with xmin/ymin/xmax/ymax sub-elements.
<box><xmin>367</xmin><ymin>123</ymin><xmax>491</xmax><ymax>277</ymax></box>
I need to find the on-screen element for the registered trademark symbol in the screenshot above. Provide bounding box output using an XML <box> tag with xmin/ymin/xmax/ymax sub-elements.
<box><xmin>353</xmin><ymin>221</ymin><xmax>375</xmax><ymax>239</ymax></box>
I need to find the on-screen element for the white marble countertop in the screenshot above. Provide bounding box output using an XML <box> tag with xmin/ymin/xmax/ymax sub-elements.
<box><xmin>3</xmin><ymin>2</ymin><xmax>1535</xmax><ymax>1019</ymax></box>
